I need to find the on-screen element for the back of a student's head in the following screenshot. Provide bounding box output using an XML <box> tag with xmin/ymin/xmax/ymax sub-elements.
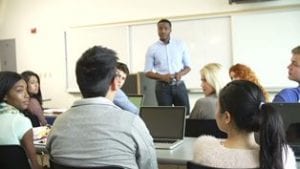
<box><xmin>219</xmin><ymin>80</ymin><xmax>264</xmax><ymax>132</ymax></box>
<box><xmin>76</xmin><ymin>46</ymin><xmax>118</xmax><ymax>98</ymax></box>
<box><xmin>229</xmin><ymin>63</ymin><xmax>258</xmax><ymax>83</ymax></box>
<box><xmin>219</xmin><ymin>80</ymin><xmax>287</xmax><ymax>169</ymax></box>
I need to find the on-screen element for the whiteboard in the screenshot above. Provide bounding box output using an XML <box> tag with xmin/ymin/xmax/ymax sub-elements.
<box><xmin>66</xmin><ymin>25</ymin><xmax>129</xmax><ymax>91</ymax></box>
<box><xmin>231</xmin><ymin>10</ymin><xmax>300</xmax><ymax>89</ymax></box>
<box><xmin>130</xmin><ymin>17</ymin><xmax>232</xmax><ymax>89</ymax></box>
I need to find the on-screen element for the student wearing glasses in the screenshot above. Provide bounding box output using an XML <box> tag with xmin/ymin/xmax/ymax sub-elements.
<box><xmin>273</xmin><ymin>45</ymin><xmax>300</xmax><ymax>102</ymax></box>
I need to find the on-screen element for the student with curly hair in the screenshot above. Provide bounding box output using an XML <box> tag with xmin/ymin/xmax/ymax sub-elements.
<box><xmin>229</xmin><ymin>63</ymin><xmax>270</xmax><ymax>101</ymax></box>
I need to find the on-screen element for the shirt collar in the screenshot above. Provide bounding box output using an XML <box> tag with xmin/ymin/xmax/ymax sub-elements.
<box><xmin>158</xmin><ymin>37</ymin><xmax>172</xmax><ymax>44</ymax></box>
<box><xmin>72</xmin><ymin>96</ymin><xmax>120</xmax><ymax>109</ymax></box>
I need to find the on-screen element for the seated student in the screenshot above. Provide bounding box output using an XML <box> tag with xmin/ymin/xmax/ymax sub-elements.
<box><xmin>21</xmin><ymin>71</ymin><xmax>47</xmax><ymax>126</ymax></box>
<box><xmin>193</xmin><ymin>80</ymin><xmax>296</xmax><ymax>169</ymax></box>
<box><xmin>114</xmin><ymin>62</ymin><xmax>139</xmax><ymax>114</ymax></box>
<box><xmin>190</xmin><ymin>63</ymin><xmax>228</xmax><ymax>119</ymax></box>
<box><xmin>46</xmin><ymin>46</ymin><xmax>157</xmax><ymax>169</ymax></box>
<box><xmin>0</xmin><ymin>71</ymin><xmax>41</xmax><ymax>169</ymax></box>
<box><xmin>229</xmin><ymin>63</ymin><xmax>270</xmax><ymax>101</ymax></box>
<box><xmin>273</xmin><ymin>45</ymin><xmax>300</xmax><ymax>102</ymax></box>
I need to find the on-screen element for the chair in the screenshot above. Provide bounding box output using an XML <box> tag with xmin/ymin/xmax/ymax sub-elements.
<box><xmin>187</xmin><ymin>161</ymin><xmax>258</xmax><ymax>169</ymax></box>
<box><xmin>0</xmin><ymin>145</ymin><xmax>31</xmax><ymax>169</ymax></box>
<box><xmin>185</xmin><ymin>119</ymin><xmax>227</xmax><ymax>138</ymax></box>
<box><xmin>50</xmin><ymin>159</ymin><xmax>123</xmax><ymax>169</ymax></box>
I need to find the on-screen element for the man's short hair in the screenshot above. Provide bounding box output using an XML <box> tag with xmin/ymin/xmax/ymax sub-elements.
<box><xmin>76</xmin><ymin>46</ymin><xmax>118</xmax><ymax>98</ymax></box>
<box><xmin>116</xmin><ymin>62</ymin><xmax>129</xmax><ymax>75</ymax></box>
<box><xmin>157</xmin><ymin>19</ymin><xmax>172</xmax><ymax>28</ymax></box>
<box><xmin>292</xmin><ymin>45</ymin><xmax>300</xmax><ymax>55</ymax></box>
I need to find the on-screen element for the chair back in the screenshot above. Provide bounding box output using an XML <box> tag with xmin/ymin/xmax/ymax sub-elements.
<box><xmin>185</xmin><ymin>119</ymin><xmax>227</xmax><ymax>138</ymax></box>
<box><xmin>187</xmin><ymin>161</ymin><xmax>259</xmax><ymax>169</ymax></box>
<box><xmin>0</xmin><ymin>145</ymin><xmax>31</xmax><ymax>169</ymax></box>
<box><xmin>50</xmin><ymin>159</ymin><xmax>123</xmax><ymax>169</ymax></box>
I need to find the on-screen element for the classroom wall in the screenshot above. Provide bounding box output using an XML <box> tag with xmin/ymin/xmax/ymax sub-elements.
<box><xmin>0</xmin><ymin>0</ymin><xmax>299</xmax><ymax>108</ymax></box>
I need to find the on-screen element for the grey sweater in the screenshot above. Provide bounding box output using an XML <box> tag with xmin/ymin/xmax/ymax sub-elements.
<box><xmin>190</xmin><ymin>94</ymin><xmax>217</xmax><ymax>119</ymax></box>
<box><xmin>46</xmin><ymin>97</ymin><xmax>157</xmax><ymax>169</ymax></box>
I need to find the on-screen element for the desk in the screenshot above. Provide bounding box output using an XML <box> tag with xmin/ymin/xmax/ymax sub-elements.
<box><xmin>156</xmin><ymin>137</ymin><xmax>194</xmax><ymax>165</ymax></box>
<box><xmin>35</xmin><ymin>137</ymin><xmax>300</xmax><ymax>169</ymax></box>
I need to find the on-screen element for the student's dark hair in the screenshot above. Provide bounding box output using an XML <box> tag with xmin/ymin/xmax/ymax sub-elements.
<box><xmin>21</xmin><ymin>71</ymin><xmax>42</xmax><ymax>105</ymax></box>
<box><xmin>219</xmin><ymin>80</ymin><xmax>287</xmax><ymax>169</ymax></box>
<box><xmin>292</xmin><ymin>45</ymin><xmax>300</xmax><ymax>55</ymax></box>
<box><xmin>76</xmin><ymin>45</ymin><xmax>118</xmax><ymax>98</ymax></box>
<box><xmin>157</xmin><ymin>19</ymin><xmax>172</xmax><ymax>27</ymax></box>
<box><xmin>0</xmin><ymin>71</ymin><xmax>22</xmax><ymax>102</ymax></box>
<box><xmin>116</xmin><ymin>62</ymin><xmax>129</xmax><ymax>75</ymax></box>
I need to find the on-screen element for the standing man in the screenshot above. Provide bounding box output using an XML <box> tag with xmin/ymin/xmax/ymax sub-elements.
<box><xmin>144</xmin><ymin>19</ymin><xmax>191</xmax><ymax>114</ymax></box>
<box><xmin>273</xmin><ymin>45</ymin><xmax>300</xmax><ymax>102</ymax></box>
<box><xmin>47</xmin><ymin>46</ymin><xmax>157</xmax><ymax>169</ymax></box>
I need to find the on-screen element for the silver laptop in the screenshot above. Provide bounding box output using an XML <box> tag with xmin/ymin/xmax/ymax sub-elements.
<box><xmin>140</xmin><ymin>106</ymin><xmax>186</xmax><ymax>149</ymax></box>
<box><xmin>268</xmin><ymin>103</ymin><xmax>300</xmax><ymax>159</ymax></box>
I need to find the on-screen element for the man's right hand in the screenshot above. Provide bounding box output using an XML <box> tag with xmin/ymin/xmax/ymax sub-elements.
<box><xmin>160</xmin><ymin>74</ymin><xmax>174</xmax><ymax>83</ymax></box>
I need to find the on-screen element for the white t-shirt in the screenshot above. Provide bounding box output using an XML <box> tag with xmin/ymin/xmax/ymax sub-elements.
<box><xmin>0</xmin><ymin>111</ymin><xmax>32</xmax><ymax>145</ymax></box>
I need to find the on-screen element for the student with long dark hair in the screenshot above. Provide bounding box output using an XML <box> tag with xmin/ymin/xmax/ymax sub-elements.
<box><xmin>21</xmin><ymin>71</ymin><xmax>47</xmax><ymax>126</ymax></box>
<box><xmin>0</xmin><ymin>71</ymin><xmax>41</xmax><ymax>169</ymax></box>
<box><xmin>193</xmin><ymin>80</ymin><xmax>296</xmax><ymax>169</ymax></box>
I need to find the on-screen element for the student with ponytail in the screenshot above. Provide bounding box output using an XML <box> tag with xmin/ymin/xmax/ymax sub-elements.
<box><xmin>193</xmin><ymin>80</ymin><xmax>296</xmax><ymax>169</ymax></box>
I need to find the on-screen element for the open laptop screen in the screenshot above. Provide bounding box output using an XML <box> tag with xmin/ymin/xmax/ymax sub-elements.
<box><xmin>127</xmin><ymin>94</ymin><xmax>143</xmax><ymax>108</ymax></box>
<box><xmin>140</xmin><ymin>106</ymin><xmax>186</xmax><ymax>140</ymax></box>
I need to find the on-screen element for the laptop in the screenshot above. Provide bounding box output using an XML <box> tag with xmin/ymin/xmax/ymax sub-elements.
<box><xmin>140</xmin><ymin>106</ymin><xmax>186</xmax><ymax>149</ymax></box>
<box><xmin>127</xmin><ymin>94</ymin><xmax>144</xmax><ymax>108</ymax></box>
<box><xmin>268</xmin><ymin>103</ymin><xmax>300</xmax><ymax>159</ymax></box>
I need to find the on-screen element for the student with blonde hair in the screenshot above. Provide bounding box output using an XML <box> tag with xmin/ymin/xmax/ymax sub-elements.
<box><xmin>190</xmin><ymin>63</ymin><xmax>229</xmax><ymax>119</ymax></box>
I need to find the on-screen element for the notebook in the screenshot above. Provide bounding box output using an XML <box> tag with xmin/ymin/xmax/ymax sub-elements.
<box><xmin>140</xmin><ymin>106</ymin><xmax>186</xmax><ymax>149</ymax></box>
<box><xmin>268</xmin><ymin>103</ymin><xmax>300</xmax><ymax>158</ymax></box>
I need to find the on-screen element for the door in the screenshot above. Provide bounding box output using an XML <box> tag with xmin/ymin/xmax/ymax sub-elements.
<box><xmin>0</xmin><ymin>39</ymin><xmax>16</xmax><ymax>71</ymax></box>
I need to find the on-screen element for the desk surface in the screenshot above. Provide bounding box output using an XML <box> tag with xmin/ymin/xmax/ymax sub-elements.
<box><xmin>35</xmin><ymin>137</ymin><xmax>195</xmax><ymax>165</ymax></box>
<box><xmin>35</xmin><ymin>137</ymin><xmax>300</xmax><ymax>168</ymax></box>
<box><xmin>156</xmin><ymin>137</ymin><xmax>195</xmax><ymax>165</ymax></box>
